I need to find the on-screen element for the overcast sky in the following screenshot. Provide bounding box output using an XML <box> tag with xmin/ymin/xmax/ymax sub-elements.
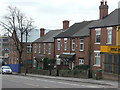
<box><xmin>0</xmin><ymin>0</ymin><xmax>119</xmax><ymax>35</ymax></box>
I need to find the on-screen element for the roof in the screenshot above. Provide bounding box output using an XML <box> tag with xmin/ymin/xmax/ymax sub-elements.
<box><xmin>59</xmin><ymin>53</ymin><xmax>75</xmax><ymax>61</ymax></box>
<box><xmin>72</xmin><ymin>20</ymin><xmax>99</xmax><ymax>37</ymax></box>
<box><xmin>34</xmin><ymin>30</ymin><xmax>62</xmax><ymax>43</ymax></box>
<box><xmin>55</xmin><ymin>21</ymin><xmax>98</xmax><ymax>38</ymax></box>
<box><xmin>90</xmin><ymin>8</ymin><xmax>120</xmax><ymax>28</ymax></box>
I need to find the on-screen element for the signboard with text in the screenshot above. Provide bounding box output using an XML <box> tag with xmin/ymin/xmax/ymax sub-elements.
<box><xmin>100</xmin><ymin>46</ymin><xmax>120</xmax><ymax>54</ymax></box>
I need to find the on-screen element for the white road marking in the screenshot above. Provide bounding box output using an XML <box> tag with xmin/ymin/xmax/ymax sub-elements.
<box><xmin>24</xmin><ymin>83</ymin><xmax>40</xmax><ymax>87</ymax></box>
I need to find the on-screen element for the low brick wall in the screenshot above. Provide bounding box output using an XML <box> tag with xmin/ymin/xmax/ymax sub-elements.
<box><xmin>24</xmin><ymin>69</ymin><xmax>88</xmax><ymax>79</ymax></box>
<box><xmin>59</xmin><ymin>70</ymin><xmax>88</xmax><ymax>78</ymax></box>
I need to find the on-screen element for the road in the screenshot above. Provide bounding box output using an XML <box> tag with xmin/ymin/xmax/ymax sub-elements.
<box><xmin>2</xmin><ymin>74</ymin><xmax>115</xmax><ymax>88</ymax></box>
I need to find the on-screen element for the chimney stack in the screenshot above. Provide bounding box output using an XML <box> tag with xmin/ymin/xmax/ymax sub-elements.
<box><xmin>99</xmin><ymin>0</ymin><xmax>108</xmax><ymax>19</ymax></box>
<box><xmin>40</xmin><ymin>28</ymin><xmax>45</xmax><ymax>37</ymax></box>
<box><xmin>63</xmin><ymin>20</ymin><xmax>69</xmax><ymax>31</ymax></box>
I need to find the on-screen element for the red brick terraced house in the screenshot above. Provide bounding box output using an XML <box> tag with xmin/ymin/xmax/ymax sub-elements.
<box><xmin>54</xmin><ymin>20</ymin><xmax>100</xmax><ymax>70</ymax></box>
<box><xmin>89</xmin><ymin>7</ymin><xmax>120</xmax><ymax>80</ymax></box>
<box><xmin>32</xmin><ymin>28</ymin><xmax>62</xmax><ymax>69</ymax></box>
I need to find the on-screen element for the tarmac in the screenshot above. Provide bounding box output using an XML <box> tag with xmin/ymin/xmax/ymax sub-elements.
<box><xmin>12</xmin><ymin>72</ymin><xmax>119</xmax><ymax>88</ymax></box>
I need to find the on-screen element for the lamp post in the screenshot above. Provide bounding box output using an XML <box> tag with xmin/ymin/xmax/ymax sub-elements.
<box><xmin>48</xmin><ymin>64</ymin><xmax>51</xmax><ymax>75</ymax></box>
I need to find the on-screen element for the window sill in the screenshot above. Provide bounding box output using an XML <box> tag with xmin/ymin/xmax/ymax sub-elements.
<box><xmin>79</xmin><ymin>50</ymin><xmax>84</xmax><ymax>52</ymax></box>
<box><xmin>106</xmin><ymin>43</ymin><xmax>112</xmax><ymax>45</ymax></box>
<box><xmin>93</xmin><ymin>65</ymin><xmax>101</xmax><ymax>67</ymax></box>
<box><xmin>94</xmin><ymin>43</ymin><xmax>100</xmax><ymax>45</ymax></box>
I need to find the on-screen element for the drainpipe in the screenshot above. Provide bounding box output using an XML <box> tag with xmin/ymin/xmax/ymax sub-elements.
<box><xmin>88</xmin><ymin>29</ymin><xmax>92</xmax><ymax>78</ymax></box>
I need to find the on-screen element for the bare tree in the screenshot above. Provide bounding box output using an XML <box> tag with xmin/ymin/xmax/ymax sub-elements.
<box><xmin>0</xmin><ymin>6</ymin><xmax>35</xmax><ymax>73</ymax></box>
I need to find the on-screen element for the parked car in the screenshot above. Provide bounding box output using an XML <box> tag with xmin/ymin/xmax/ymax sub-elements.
<box><xmin>2</xmin><ymin>66</ymin><xmax>12</xmax><ymax>74</ymax></box>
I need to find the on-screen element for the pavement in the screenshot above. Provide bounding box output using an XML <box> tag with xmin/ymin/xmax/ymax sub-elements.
<box><xmin>12</xmin><ymin>72</ymin><xmax>119</xmax><ymax>88</ymax></box>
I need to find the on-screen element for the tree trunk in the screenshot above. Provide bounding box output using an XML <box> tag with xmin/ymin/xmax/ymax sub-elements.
<box><xmin>18</xmin><ymin>52</ymin><xmax>22</xmax><ymax>73</ymax></box>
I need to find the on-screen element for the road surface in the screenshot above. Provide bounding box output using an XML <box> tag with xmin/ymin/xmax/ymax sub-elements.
<box><xmin>2</xmin><ymin>74</ymin><xmax>115</xmax><ymax>88</ymax></box>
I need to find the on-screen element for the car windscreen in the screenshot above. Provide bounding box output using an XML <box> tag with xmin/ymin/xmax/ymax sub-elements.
<box><xmin>2</xmin><ymin>66</ymin><xmax>11</xmax><ymax>69</ymax></box>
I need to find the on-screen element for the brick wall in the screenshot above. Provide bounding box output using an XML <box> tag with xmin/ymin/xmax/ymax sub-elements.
<box><xmin>55</xmin><ymin>36</ymin><xmax>90</xmax><ymax>69</ymax></box>
<box><xmin>90</xmin><ymin>27</ymin><xmax>116</xmax><ymax>71</ymax></box>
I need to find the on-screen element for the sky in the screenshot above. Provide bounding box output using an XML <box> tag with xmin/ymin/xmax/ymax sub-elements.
<box><xmin>0</xmin><ymin>0</ymin><xmax>119</xmax><ymax>35</ymax></box>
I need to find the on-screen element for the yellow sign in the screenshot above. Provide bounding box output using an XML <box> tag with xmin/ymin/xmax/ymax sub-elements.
<box><xmin>100</xmin><ymin>46</ymin><xmax>120</xmax><ymax>54</ymax></box>
<box><xmin>116</xmin><ymin>26</ymin><xmax>120</xmax><ymax>46</ymax></box>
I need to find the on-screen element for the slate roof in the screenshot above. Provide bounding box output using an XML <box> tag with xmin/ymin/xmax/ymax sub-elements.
<box><xmin>55</xmin><ymin>20</ymin><xmax>100</xmax><ymax>38</ymax></box>
<box><xmin>90</xmin><ymin>8</ymin><xmax>120</xmax><ymax>28</ymax></box>
<box><xmin>55</xmin><ymin>21</ymin><xmax>93</xmax><ymax>38</ymax></box>
<box><xmin>34</xmin><ymin>30</ymin><xmax>62</xmax><ymax>43</ymax></box>
<box><xmin>72</xmin><ymin>20</ymin><xmax>99</xmax><ymax>37</ymax></box>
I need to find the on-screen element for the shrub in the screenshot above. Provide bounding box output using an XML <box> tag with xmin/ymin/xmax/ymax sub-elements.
<box><xmin>73</xmin><ymin>65</ymin><xmax>89</xmax><ymax>70</ymax></box>
<box><xmin>49</xmin><ymin>58</ymin><xmax>56</xmax><ymax>65</ymax></box>
<box><xmin>43</xmin><ymin>57</ymin><xmax>49</xmax><ymax>70</ymax></box>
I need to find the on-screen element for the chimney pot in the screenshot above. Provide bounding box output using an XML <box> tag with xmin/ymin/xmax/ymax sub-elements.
<box><xmin>99</xmin><ymin>0</ymin><xmax>108</xmax><ymax>19</ymax></box>
<box><xmin>40</xmin><ymin>28</ymin><xmax>45</xmax><ymax>37</ymax></box>
<box><xmin>63</xmin><ymin>20</ymin><xmax>69</xmax><ymax>31</ymax></box>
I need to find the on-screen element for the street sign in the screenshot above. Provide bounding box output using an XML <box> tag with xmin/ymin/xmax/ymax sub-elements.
<box><xmin>100</xmin><ymin>46</ymin><xmax>120</xmax><ymax>54</ymax></box>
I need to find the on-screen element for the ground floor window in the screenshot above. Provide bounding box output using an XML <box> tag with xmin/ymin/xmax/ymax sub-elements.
<box><xmin>94</xmin><ymin>51</ymin><xmax>100</xmax><ymax>66</ymax></box>
<box><xmin>79</xmin><ymin>58</ymin><xmax>84</xmax><ymax>65</ymax></box>
<box><xmin>56</xmin><ymin>55</ymin><xmax>60</xmax><ymax>65</ymax></box>
<box><xmin>104</xmin><ymin>53</ymin><xmax>120</xmax><ymax>74</ymax></box>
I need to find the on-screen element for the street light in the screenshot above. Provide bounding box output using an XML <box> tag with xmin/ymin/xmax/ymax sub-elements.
<box><xmin>48</xmin><ymin>64</ymin><xmax>51</xmax><ymax>75</ymax></box>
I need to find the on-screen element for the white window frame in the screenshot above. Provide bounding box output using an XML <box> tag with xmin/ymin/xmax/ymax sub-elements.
<box><xmin>64</xmin><ymin>38</ymin><xmax>67</xmax><ymax>51</ymax></box>
<box><xmin>80</xmin><ymin>38</ymin><xmax>84</xmax><ymax>51</ymax></box>
<box><xmin>94</xmin><ymin>51</ymin><xmax>101</xmax><ymax>67</ymax></box>
<box><xmin>79</xmin><ymin>58</ymin><xmax>84</xmax><ymax>65</ymax></box>
<box><xmin>56</xmin><ymin>55</ymin><xmax>60</xmax><ymax>65</ymax></box>
<box><xmin>34</xmin><ymin>43</ymin><xmax>37</xmax><ymax>53</ymax></box>
<box><xmin>95</xmin><ymin>28</ymin><xmax>101</xmax><ymax>44</ymax></box>
<box><xmin>43</xmin><ymin>43</ymin><xmax>46</xmax><ymax>54</ymax></box>
<box><xmin>48</xmin><ymin>43</ymin><xmax>51</xmax><ymax>54</ymax></box>
<box><xmin>38</xmin><ymin>44</ymin><xmax>41</xmax><ymax>53</ymax></box>
<box><xmin>107</xmin><ymin>27</ymin><xmax>112</xmax><ymax>44</ymax></box>
<box><xmin>57</xmin><ymin>39</ymin><xmax>61</xmax><ymax>50</ymax></box>
<box><xmin>72</xmin><ymin>38</ymin><xmax>75</xmax><ymax>51</ymax></box>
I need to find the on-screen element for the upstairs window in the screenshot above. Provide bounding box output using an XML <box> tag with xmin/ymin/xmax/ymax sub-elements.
<box><xmin>64</xmin><ymin>38</ymin><xmax>67</xmax><ymax>51</ymax></box>
<box><xmin>48</xmin><ymin>43</ymin><xmax>51</xmax><ymax>54</ymax></box>
<box><xmin>38</xmin><ymin>44</ymin><xmax>41</xmax><ymax>53</ymax></box>
<box><xmin>57</xmin><ymin>39</ymin><xmax>61</xmax><ymax>50</ymax></box>
<box><xmin>34</xmin><ymin>44</ymin><xmax>37</xmax><ymax>53</ymax></box>
<box><xmin>95</xmin><ymin>29</ymin><xmax>101</xmax><ymax>43</ymax></box>
<box><xmin>107</xmin><ymin>27</ymin><xmax>112</xmax><ymax>44</ymax></box>
<box><xmin>80</xmin><ymin>39</ymin><xmax>84</xmax><ymax>51</ymax></box>
<box><xmin>43</xmin><ymin>43</ymin><xmax>46</xmax><ymax>54</ymax></box>
<box><xmin>72</xmin><ymin>38</ymin><xmax>75</xmax><ymax>51</ymax></box>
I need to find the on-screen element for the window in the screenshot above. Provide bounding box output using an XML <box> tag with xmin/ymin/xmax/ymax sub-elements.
<box><xmin>64</xmin><ymin>38</ymin><xmax>67</xmax><ymax>51</ymax></box>
<box><xmin>72</xmin><ymin>38</ymin><xmax>75</xmax><ymax>51</ymax></box>
<box><xmin>34</xmin><ymin>44</ymin><xmax>37</xmax><ymax>53</ymax></box>
<box><xmin>48</xmin><ymin>43</ymin><xmax>51</xmax><ymax>54</ymax></box>
<box><xmin>107</xmin><ymin>27</ymin><xmax>112</xmax><ymax>44</ymax></box>
<box><xmin>27</xmin><ymin>44</ymin><xmax>32</xmax><ymax>53</ymax></box>
<box><xmin>57</xmin><ymin>39</ymin><xmax>61</xmax><ymax>50</ymax></box>
<box><xmin>56</xmin><ymin>55</ymin><xmax>60</xmax><ymax>65</ymax></box>
<box><xmin>80</xmin><ymin>39</ymin><xmax>84</xmax><ymax>51</ymax></box>
<box><xmin>43</xmin><ymin>43</ymin><xmax>46</xmax><ymax>54</ymax></box>
<box><xmin>94</xmin><ymin>51</ymin><xmax>100</xmax><ymax>66</ymax></box>
<box><xmin>3</xmin><ymin>39</ymin><xmax>8</xmax><ymax>42</ymax></box>
<box><xmin>79</xmin><ymin>58</ymin><xmax>84</xmax><ymax>65</ymax></box>
<box><xmin>95</xmin><ymin>29</ymin><xmax>101</xmax><ymax>43</ymax></box>
<box><xmin>38</xmin><ymin>44</ymin><xmax>41</xmax><ymax>53</ymax></box>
